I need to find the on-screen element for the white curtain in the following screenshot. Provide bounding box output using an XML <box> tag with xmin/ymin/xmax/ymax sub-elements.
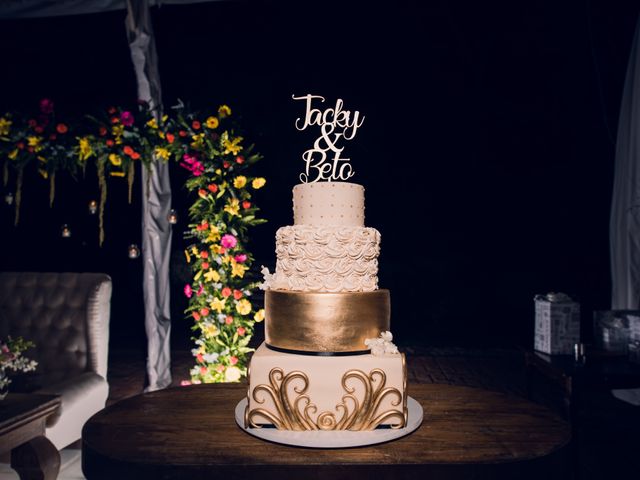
<box><xmin>610</xmin><ymin>14</ymin><xmax>640</xmax><ymax>310</ymax></box>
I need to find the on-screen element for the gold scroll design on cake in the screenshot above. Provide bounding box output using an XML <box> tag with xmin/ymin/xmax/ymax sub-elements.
<box><xmin>245</xmin><ymin>367</ymin><xmax>406</xmax><ymax>431</ymax></box>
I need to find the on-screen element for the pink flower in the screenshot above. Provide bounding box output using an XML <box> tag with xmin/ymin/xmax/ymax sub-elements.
<box><xmin>40</xmin><ymin>98</ymin><xmax>54</xmax><ymax>114</ymax></box>
<box><xmin>237</xmin><ymin>327</ymin><xmax>246</xmax><ymax>336</ymax></box>
<box><xmin>221</xmin><ymin>234</ymin><xmax>237</xmax><ymax>249</ymax></box>
<box><xmin>180</xmin><ymin>153</ymin><xmax>205</xmax><ymax>176</ymax></box>
<box><xmin>184</xmin><ymin>284</ymin><xmax>193</xmax><ymax>298</ymax></box>
<box><xmin>196</xmin><ymin>284</ymin><xmax>204</xmax><ymax>296</ymax></box>
<box><xmin>230</xmin><ymin>356</ymin><xmax>238</xmax><ymax>365</ymax></box>
<box><xmin>120</xmin><ymin>111</ymin><xmax>134</xmax><ymax>126</ymax></box>
<box><xmin>234</xmin><ymin>254</ymin><xmax>247</xmax><ymax>263</ymax></box>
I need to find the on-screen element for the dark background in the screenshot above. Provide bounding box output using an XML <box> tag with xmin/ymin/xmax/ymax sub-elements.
<box><xmin>0</xmin><ymin>0</ymin><xmax>637</xmax><ymax>351</ymax></box>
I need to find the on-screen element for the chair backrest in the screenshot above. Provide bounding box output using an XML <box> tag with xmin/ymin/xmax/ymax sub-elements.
<box><xmin>0</xmin><ymin>272</ymin><xmax>112</xmax><ymax>385</ymax></box>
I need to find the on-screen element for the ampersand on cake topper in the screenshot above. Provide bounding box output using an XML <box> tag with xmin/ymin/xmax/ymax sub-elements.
<box><xmin>292</xmin><ymin>94</ymin><xmax>365</xmax><ymax>183</ymax></box>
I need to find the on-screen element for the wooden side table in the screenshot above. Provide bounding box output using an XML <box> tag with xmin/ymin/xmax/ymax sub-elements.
<box><xmin>0</xmin><ymin>393</ymin><xmax>61</xmax><ymax>480</ymax></box>
<box><xmin>82</xmin><ymin>383</ymin><xmax>571</xmax><ymax>480</ymax></box>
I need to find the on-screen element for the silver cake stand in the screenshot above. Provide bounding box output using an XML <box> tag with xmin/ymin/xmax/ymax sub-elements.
<box><xmin>235</xmin><ymin>396</ymin><xmax>424</xmax><ymax>448</ymax></box>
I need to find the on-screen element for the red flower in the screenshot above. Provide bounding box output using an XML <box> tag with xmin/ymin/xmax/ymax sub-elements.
<box><xmin>200</xmin><ymin>307</ymin><xmax>210</xmax><ymax>317</ymax></box>
<box><xmin>233</xmin><ymin>289</ymin><xmax>243</xmax><ymax>300</ymax></box>
<box><xmin>106</xmin><ymin>139</ymin><xmax>115</xmax><ymax>147</ymax></box>
<box><xmin>192</xmin><ymin>120</ymin><xmax>201</xmax><ymax>130</ymax></box>
<box><xmin>98</xmin><ymin>126</ymin><xmax>107</xmax><ymax>136</ymax></box>
<box><xmin>178</xmin><ymin>130</ymin><xmax>188</xmax><ymax>137</ymax></box>
<box><xmin>196</xmin><ymin>353</ymin><xmax>204</xmax><ymax>364</ymax></box>
<box><xmin>34</xmin><ymin>126</ymin><xmax>43</xmax><ymax>134</ymax></box>
<box><xmin>166</xmin><ymin>132</ymin><xmax>175</xmax><ymax>144</ymax></box>
<box><xmin>236</xmin><ymin>156</ymin><xmax>244</xmax><ymax>164</ymax></box>
<box><xmin>198</xmin><ymin>189</ymin><xmax>207</xmax><ymax>199</ymax></box>
<box><xmin>207</xmin><ymin>184</ymin><xmax>218</xmax><ymax>193</ymax></box>
<box><xmin>200</xmin><ymin>366</ymin><xmax>208</xmax><ymax>374</ymax></box>
<box><xmin>123</xmin><ymin>146</ymin><xmax>134</xmax><ymax>156</ymax></box>
<box><xmin>237</xmin><ymin>327</ymin><xmax>246</xmax><ymax>336</ymax></box>
<box><xmin>57</xmin><ymin>123</ymin><xmax>69</xmax><ymax>134</ymax></box>
<box><xmin>131</xmin><ymin>152</ymin><xmax>141</xmax><ymax>160</ymax></box>
<box><xmin>201</xmin><ymin>262</ymin><xmax>209</xmax><ymax>270</ymax></box>
<box><xmin>223</xmin><ymin>161</ymin><xmax>230</xmax><ymax>168</ymax></box>
<box><xmin>221</xmin><ymin>287</ymin><xmax>232</xmax><ymax>298</ymax></box>
<box><xmin>107</xmin><ymin>106</ymin><xmax>117</xmax><ymax>114</ymax></box>
<box><xmin>196</xmin><ymin>222</ymin><xmax>209</xmax><ymax>231</ymax></box>
<box><xmin>225</xmin><ymin>315</ymin><xmax>233</xmax><ymax>325</ymax></box>
<box><xmin>242</xmin><ymin>201</ymin><xmax>251</xmax><ymax>209</ymax></box>
<box><xmin>200</xmin><ymin>251</ymin><xmax>209</xmax><ymax>259</ymax></box>
<box><xmin>230</xmin><ymin>356</ymin><xmax>238</xmax><ymax>365</ymax></box>
<box><xmin>192</xmin><ymin>311</ymin><xmax>201</xmax><ymax>321</ymax></box>
<box><xmin>111</xmin><ymin>117</ymin><xmax>119</xmax><ymax>124</ymax></box>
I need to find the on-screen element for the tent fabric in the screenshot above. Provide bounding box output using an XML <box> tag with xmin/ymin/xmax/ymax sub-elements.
<box><xmin>125</xmin><ymin>0</ymin><xmax>173</xmax><ymax>391</ymax></box>
<box><xmin>610</xmin><ymin>14</ymin><xmax>640</xmax><ymax>310</ymax></box>
<box><xmin>0</xmin><ymin>0</ymin><xmax>217</xmax><ymax>18</ymax></box>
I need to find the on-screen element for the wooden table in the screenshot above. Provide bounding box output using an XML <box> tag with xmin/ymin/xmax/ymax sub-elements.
<box><xmin>82</xmin><ymin>383</ymin><xmax>571</xmax><ymax>480</ymax></box>
<box><xmin>0</xmin><ymin>393</ymin><xmax>61</xmax><ymax>480</ymax></box>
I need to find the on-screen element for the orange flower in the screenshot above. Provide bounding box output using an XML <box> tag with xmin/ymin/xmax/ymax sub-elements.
<box><xmin>233</xmin><ymin>289</ymin><xmax>243</xmax><ymax>300</ymax></box>
<box><xmin>192</xmin><ymin>311</ymin><xmax>201</xmax><ymax>321</ymax></box>
<box><xmin>207</xmin><ymin>184</ymin><xmax>218</xmax><ymax>193</ymax></box>
<box><xmin>196</xmin><ymin>221</ymin><xmax>209</xmax><ymax>231</ymax></box>
<box><xmin>198</xmin><ymin>189</ymin><xmax>207</xmax><ymax>199</ymax></box>
<box><xmin>56</xmin><ymin>123</ymin><xmax>68</xmax><ymax>134</ymax></box>
<box><xmin>111</xmin><ymin>117</ymin><xmax>119</xmax><ymax>124</ymax></box>
<box><xmin>166</xmin><ymin>132</ymin><xmax>175</xmax><ymax>144</ymax></box>
<box><xmin>106</xmin><ymin>139</ymin><xmax>114</xmax><ymax>147</ymax></box>
<box><xmin>123</xmin><ymin>145</ymin><xmax>134</xmax><ymax>156</ymax></box>
<box><xmin>221</xmin><ymin>287</ymin><xmax>232</xmax><ymax>298</ymax></box>
<box><xmin>201</xmin><ymin>262</ymin><xmax>209</xmax><ymax>270</ymax></box>
<box><xmin>200</xmin><ymin>251</ymin><xmax>209</xmax><ymax>259</ymax></box>
<box><xmin>242</xmin><ymin>201</ymin><xmax>251</xmax><ymax>209</ymax></box>
<box><xmin>192</xmin><ymin>120</ymin><xmax>201</xmax><ymax>130</ymax></box>
<box><xmin>131</xmin><ymin>152</ymin><xmax>140</xmax><ymax>160</ymax></box>
<box><xmin>199</xmin><ymin>307</ymin><xmax>210</xmax><ymax>317</ymax></box>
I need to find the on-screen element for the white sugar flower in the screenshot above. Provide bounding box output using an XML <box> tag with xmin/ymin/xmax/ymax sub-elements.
<box><xmin>260</xmin><ymin>265</ymin><xmax>274</xmax><ymax>290</ymax></box>
<box><xmin>364</xmin><ymin>331</ymin><xmax>400</xmax><ymax>356</ymax></box>
<box><xmin>381</xmin><ymin>331</ymin><xmax>393</xmax><ymax>342</ymax></box>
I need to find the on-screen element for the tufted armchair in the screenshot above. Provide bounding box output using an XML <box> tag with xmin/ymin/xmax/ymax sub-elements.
<box><xmin>0</xmin><ymin>272</ymin><xmax>111</xmax><ymax>450</ymax></box>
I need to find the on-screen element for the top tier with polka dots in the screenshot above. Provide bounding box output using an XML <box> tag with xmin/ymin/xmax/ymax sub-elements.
<box><xmin>293</xmin><ymin>182</ymin><xmax>364</xmax><ymax>227</ymax></box>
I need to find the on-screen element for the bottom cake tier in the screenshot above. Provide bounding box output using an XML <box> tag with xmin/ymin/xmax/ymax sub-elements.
<box><xmin>244</xmin><ymin>343</ymin><xmax>408</xmax><ymax>431</ymax></box>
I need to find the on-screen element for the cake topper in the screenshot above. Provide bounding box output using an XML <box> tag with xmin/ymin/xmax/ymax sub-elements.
<box><xmin>292</xmin><ymin>94</ymin><xmax>365</xmax><ymax>183</ymax></box>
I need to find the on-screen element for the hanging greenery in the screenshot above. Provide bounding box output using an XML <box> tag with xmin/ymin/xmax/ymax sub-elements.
<box><xmin>1</xmin><ymin>99</ymin><xmax>267</xmax><ymax>383</ymax></box>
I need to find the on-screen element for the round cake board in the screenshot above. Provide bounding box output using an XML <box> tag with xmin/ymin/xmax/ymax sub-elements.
<box><xmin>235</xmin><ymin>396</ymin><xmax>424</xmax><ymax>448</ymax></box>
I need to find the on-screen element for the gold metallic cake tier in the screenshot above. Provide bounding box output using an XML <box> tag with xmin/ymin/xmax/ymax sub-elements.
<box><xmin>265</xmin><ymin>289</ymin><xmax>390</xmax><ymax>354</ymax></box>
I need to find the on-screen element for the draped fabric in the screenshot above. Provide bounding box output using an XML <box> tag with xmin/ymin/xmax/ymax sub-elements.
<box><xmin>125</xmin><ymin>0</ymin><xmax>173</xmax><ymax>391</ymax></box>
<box><xmin>610</xmin><ymin>15</ymin><xmax>640</xmax><ymax>310</ymax></box>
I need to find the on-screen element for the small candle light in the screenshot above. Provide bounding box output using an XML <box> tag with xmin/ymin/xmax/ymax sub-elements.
<box><xmin>61</xmin><ymin>224</ymin><xmax>72</xmax><ymax>238</ymax></box>
<box><xmin>88</xmin><ymin>200</ymin><xmax>98</xmax><ymax>215</ymax></box>
<box><xmin>128</xmin><ymin>244</ymin><xmax>140</xmax><ymax>259</ymax></box>
<box><xmin>4</xmin><ymin>192</ymin><xmax>13</xmax><ymax>205</ymax></box>
<box><xmin>168</xmin><ymin>209</ymin><xmax>178</xmax><ymax>224</ymax></box>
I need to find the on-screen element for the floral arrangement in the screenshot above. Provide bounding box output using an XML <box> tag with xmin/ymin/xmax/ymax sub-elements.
<box><xmin>0</xmin><ymin>336</ymin><xmax>38</xmax><ymax>397</ymax></box>
<box><xmin>176</xmin><ymin>103</ymin><xmax>267</xmax><ymax>383</ymax></box>
<box><xmin>1</xmin><ymin>99</ymin><xmax>267</xmax><ymax>383</ymax></box>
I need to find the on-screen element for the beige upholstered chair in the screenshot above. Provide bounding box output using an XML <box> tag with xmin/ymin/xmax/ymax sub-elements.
<box><xmin>0</xmin><ymin>272</ymin><xmax>111</xmax><ymax>450</ymax></box>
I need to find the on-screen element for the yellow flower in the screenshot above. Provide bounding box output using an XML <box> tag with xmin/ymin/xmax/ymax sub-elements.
<box><xmin>225</xmin><ymin>365</ymin><xmax>241</xmax><ymax>382</ymax></box>
<box><xmin>252</xmin><ymin>177</ymin><xmax>266</xmax><ymax>189</ymax></box>
<box><xmin>205</xmin><ymin>116</ymin><xmax>219</xmax><ymax>129</ymax></box>
<box><xmin>77</xmin><ymin>137</ymin><xmax>94</xmax><ymax>161</ymax></box>
<box><xmin>110</xmin><ymin>171</ymin><xmax>125</xmax><ymax>177</ymax></box>
<box><xmin>185</xmin><ymin>249</ymin><xmax>191</xmax><ymax>263</ymax></box>
<box><xmin>233</xmin><ymin>176</ymin><xmax>247</xmax><ymax>189</ymax></box>
<box><xmin>191</xmin><ymin>246</ymin><xmax>199</xmax><ymax>255</ymax></box>
<box><xmin>112</xmin><ymin>124</ymin><xmax>124</xmax><ymax>138</ymax></box>
<box><xmin>8</xmin><ymin>149</ymin><xmax>18</xmax><ymax>160</ymax></box>
<box><xmin>146</xmin><ymin>118</ymin><xmax>159</xmax><ymax>129</ymax></box>
<box><xmin>218</xmin><ymin>105</ymin><xmax>232</xmax><ymax>118</ymax></box>
<box><xmin>210</xmin><ymin>296</ymin><xmax>226</xmax><ymax>313</ymax></box>
<box><xmin>154</xmin><ymin>147</ymin><xmax>170</xmax><ymax>161</ymax></box>
<box><xmin>206</xmin><ymin>225</ymin><xmax>221</xmax><ymax>243</ymax></box>
<box><xmin>223</xmin><ymin>136</ymin><xmax>243</xmax><ymax>155</ymax></box>
<box><xmin>222</xmin><ymin>255</ymin><xmax>233</xmax><ymax>264</ymax></box>
<box><xmin>236</xmin><ymin>298</ymin><xmax>251</xmax><ymax>315</ymax></box>
<box><xmin>191</xmin><ymin>133</ymin><xmax>205</xmax><ymax>149</ymax></box>
<box><xmin>231</xmin><ymin>260</ymin><xmax>248</xmax><ymax>278</ymax></box>
<box><xmin>204</xmin><ymin>269</ymin><xmax>221</xmax><ymax>283</ymax></box>
<box><xmin>203</xmin><ymin>323</ymin><xmax>219</xmax><ymax>339</ymax></box>
<box><xmin>224</xmin><ymin>198</ymin><xmax>240</xmax><ymax>216</ymax></box>
<box><xmin>27</xmin><ymin>136</ymin><xmax>44</xmax><ymax>152</ymax></box>
<box><xmin>254</xmin><ymin>309</ymin><xmax>265</xmax><ymax>323</ymax></box>
<box><xmin>0</xmin><ymin>117</ymin><xmax>12</xmax><ymax>136</ymax></box>
<box><xmin>38</xmin><ymin>169</ymin><xmax>48</xmax><ymax>179</ymax></box>
<box><xmin>109</xmin><ymin>154</ymin><xmax>122</xmax><ymax>166</ymax></box>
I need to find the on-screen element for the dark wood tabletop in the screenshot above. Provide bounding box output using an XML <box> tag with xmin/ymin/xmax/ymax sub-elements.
<box><xmin>0</xmin><ymin>393</ymin><xmax>61</xmax><ymax>480</ymax></box>
<box><xmin>82</xmin><ymin>383</ymin><xmax>571</xmax><ymax>480</ymax></box>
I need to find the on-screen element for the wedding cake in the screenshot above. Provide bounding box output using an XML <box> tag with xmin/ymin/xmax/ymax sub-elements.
<box><xmin>243</xmin><ymin>180</ymin><xmax>407</xmax><ymax>431</ymax></box>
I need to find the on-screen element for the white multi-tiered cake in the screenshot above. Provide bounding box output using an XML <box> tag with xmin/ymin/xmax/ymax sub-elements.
<box><xmin>244</xmin><ymin>181</ymin><xmax>407</xmax><ymax>431</ymax></box>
